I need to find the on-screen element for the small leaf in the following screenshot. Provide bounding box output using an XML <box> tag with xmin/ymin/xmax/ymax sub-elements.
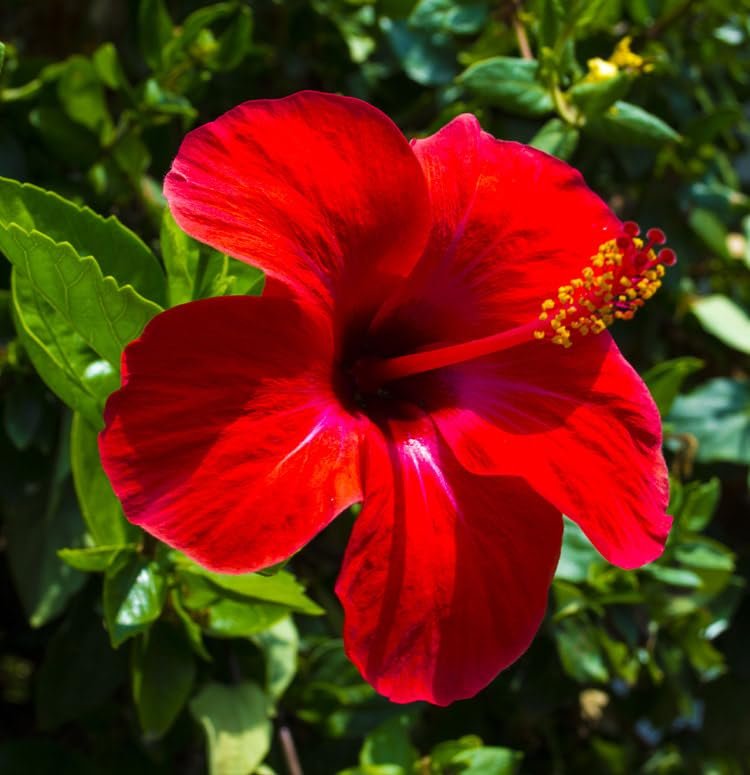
<box><xmin>588</xmin><ymin>101</ymin><xmax>680</xmax><ymax>146</ymax></box>
<box><xmin>176</xmin><ymin>560</ymin><xmax>323</xmax><ymax>615</ymax></box>
<box><xmin>161</xmin><ymin>208</ymin><xmax>200</xmax><ymax>306</ymax></box>
<box><xmin>132</xmin><ymin>621</ymin><xmax>196</xmax><ymax>739</ymax></box>
<box><xmin>360</xmin><ymin>715</ymin><xmax>417</xmax><ymax>771</ymax></box>
<box><xmin>57</xmin><ymin>56</ymin><xmax>113</xmax><ymax>139</ymax></box>
<box><xmin>643</xmin><ymin>356</ymin><xmax>704</xmax><ymax>416</ymax></box>
<box><xmin>675</xmin><ymin>539</ymin><xmax>735</xmax><ymax>572</ymax></box>
<box><xmin>691</xmin><ymin>294</ymin><xmax>750</xmax><ymax>355</ymax></box>
<box><xmin>138</xmin><ymin>0</ymin><xmax>174</xmax><ymax>71</ymax></box>
<box><xmin>569</xmin><ymin>74</ymin><xmax>631</xmax><ymax>117</ymax></box>
<box><xmin>3</xmin><ymin>381</ymin><xmax>43</xmax><ymax>450</ymax></box>
<box><xmin>252</xmin><ymin>617</ymin><xmax>299</xmax><ymax>702</ymax></box>
<box><xmin>669</xmin><ymin>378</ymin><xmax>750</xmax><ymax>465</ymax></box>
<box><xmin>459</xmin><ymin>58</ymin><xmax>553</xmax><ymax>117</ymax></box>
<box><xmin>679</xmin><ymin>478</ymin><xmax>721</xmax><ymax>532</ymax></box>
<box><xmin>450</xmin><ymin>746</ymin><xmax>522</xmax><ymax>775</ymax></box>
<box><xmin>380</xmin><ymin>17</ymin><xmax>457</xmax><ymax>86</ymax></box>
<box><xmin>58</xmin><ymin>545</ymin><xmax>135</xmax><ymax>573</ymax></box>
<box><xmin>103</xmin><ymin>553</ymin><xmax>167</xmax><ymax>647</ymax></box>
<box><xmin>190</xmin><ymin>682</ymin><xmax>271</xmax><ymax>775</ymax></box>
<box><xmin>70</xmin><ymin>411</ymin><xmax>136</xmax><ymax>544</ymax></box>
<box><xmin>211</xmin><ymin>6</ymin><xmax>254</xmax><ymax>71</ymax></box>
<box><xmin>530</xmin><ymin>118</ymin><xmax>580</xmax><ymax>160</ymax></box>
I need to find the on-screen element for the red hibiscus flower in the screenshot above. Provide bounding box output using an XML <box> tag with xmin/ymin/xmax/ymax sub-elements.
<box><xmin>99</xmin><ymin>91</ymin><xmax>674</xmax><ymax>706</ymax></box>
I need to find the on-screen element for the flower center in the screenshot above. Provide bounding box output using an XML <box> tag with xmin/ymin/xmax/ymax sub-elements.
<box><xmin>353</xmin><ymin>222</ymin><xmax>675</xmax><ymax>392</ymax></box>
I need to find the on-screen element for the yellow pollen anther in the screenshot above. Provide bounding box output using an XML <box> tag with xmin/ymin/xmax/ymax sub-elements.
<box><xmin>533</xmin><ymin>230</ymin><xmax>674</xmax><ymax>347</ymax></box>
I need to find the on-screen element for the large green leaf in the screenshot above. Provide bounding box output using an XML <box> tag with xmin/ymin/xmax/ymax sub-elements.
<box><xmin>459</xmin><ymin>58</ymin><xmax>553</xmax><ymax>116</ymax></box>
<box><xmin>11</xmin><ymin>271</ymin><xmax>118</xmax><ymax>427</ymax></box>
<box><xmin>132</xmin><ymin>621</ymin><xmax>196</xmax><ymax>739</ymax></box>
<box><xmin>70</xmin><ymin>411</ymin><xmax>136</xmax><ymax>544</ymax></box>
<box><xmin>190</xmin><ymin>682</ymin><xmax>271</xmax><ymax>775</ymax></box>
<box><xmin>0</xmin><ymin>224</ymin><xmax>161</xmax><ymax>366</ymax></box>
<box><xmin>0</xmin><ymin>176</ymin><xmax>164</xmax><ymax>303</ymax></box>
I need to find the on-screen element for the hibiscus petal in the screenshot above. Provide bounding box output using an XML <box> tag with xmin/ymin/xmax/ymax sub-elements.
<box><xmin>419</xmin><ymin>334</ymin><xmax>671</xmax><ymax>570</ymax></box>
<box><xmin>336</xmin><ymin>413</ymin><xmax>562</xmax><ymax>706</ymax></box>
<box><xmin>372</xmin><ymin>114</ymin><xmax>621</xmax><ymax>345</ymax></box>
<box><xmin>164</xmin><ymin>91</ymin><xmax>431</xmax><ymax>319</ymax></box>
<box><xmin>100</xmin><ymin>296</ymin><xmax>364</xmax><ymax>573</ymax></box>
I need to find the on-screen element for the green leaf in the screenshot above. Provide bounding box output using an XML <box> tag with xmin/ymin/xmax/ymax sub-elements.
<box><xmin>409</xmin><ymin>0</ymin><xmax>488</xmax><ymax>35</ymax></box>
<box><xmin>138</xmin><ymin>0</ymin><xmax>174</xmax><ymax>70</ymax></box>
<box><xmin>11</xmin><ymin>271</ymin><xmax>118</xmax><ymax>427</ymax></box>
<box><xmin>555</xmin><ymin>618</ymin><xmax>609</xmax><ymax>682</ymax></box>
<box><xmin>58</xmin><ymin>545</ymin><xmax>136</xmax><ymax>573</ymax></box>
<box><xmin>689</xmin><ymin>208</ymin><xmax>731</xmax><ymax>259</ymax></box>
<box><xmin>176</xmin><ymin>560</ymin><xmax>323</xmax><ymax>615</ymax></box>
<box><xmin>190</xmin><ymin>682</ymin><xmax>271</xmax><ymax>775</ymax></box>
<box><xmin>92</xmin><ymin>43</ymin><xmax>131</xmax><ymax>93</ymax></box>
<box><xmin>211</xmin><ymin>6</ymin><xmax>254</xmax><ymax>71</ymax></box>
<box><xmin>163</xmin><ymin>3</ymin><xmax>238</xmax><ymax>69</ymax></box>
<box><xmin>691</xmin><ymin>294</ymin><xmax>750</xmax><ymax>355</ymax></box>
<box><xmin>0</xmin><ymin>224</ymin><xmax>161</xmax><ymax>366</ymax></box>
<box><xmin>675</xmin><ymin>539</ymin><xmax>735</xmax><ymax>572</ymax></box>
<box><xmin>132</xmin><ymin>621</ymin><xmax>196</xmax><ymax>739</ymax></box>
<box><xmin>360</xmin><ymin>715</ymin><xmax>417</xmax><ymax>772</ymax></box>
<box><xmin>57</xmin><ymin>56</ymin><xmax>113</xmax><ymax>139</ymax></box>
<box><xmin>459</xmin><ymin>57</ymin><xmax>553</xmax><ymax>117</ymax></box>
<box><xmin>170</xmin><ymin>589</ymin><xmax>212</xmax><ymax>661</ymax></box>
<box><xmin>0</xmin><ymin>41</ymin><xmax>5</xmax><ymax>76</ymax></box>
<box><xmin>70</xmin><ymin>411</ymin><xmax>136</xmax><ymax>544</ymax></box>
<box><xmin>35</xmin><ymin>596</ymin><xmax>125</xmax><ymax>729</ymax></box>
<box><xmin>176</xmin><ymin>571</ymin><xmax>287</xmax><ymax>631</ymax></box>
<box><xmin>3</xmin><ymin>381</ymin><xmax>42</xmax><ymax>450</ymax></box>
<box><xmin>572</xmin><ymin>0</ymin><xmax>619</xmax><ymax>33</ymax></box>
<box><xmin>5</xmin><ymin>413</ymin><xmax>86</xmax><ymax>627</ymax></box>
<box><xmin>161</xmin><ymin>207</ymin><xmax>200</xmax><ymax>306</ymax></box>
<box><xmin>643</xmin><ymin>356</ymin><xmax>704</xmax><ymax>416</ymax></box>
<box><xmin>380</xmin><ymin>17</ymin><xmax>458</xmax><ymax>86</ymax></box>
<box><xmin>679</xmin><ymin>478</ymin><xmax>721</xmax><ymax>532</ymax></box>
<box><xmin>0</xmin><ymin>177</ymin><xmax>164</xmax><ymax>303</ymax></box>
<box><xmin>555</xmin><ymin>518</ymin><xmax>603</xmax><ymax>583</ymax></box>
<box><xmin>569</xmin><ymin>74</ymin><xmax>631</xmax><ymax>117</ymax></box>
<box><xmin>252</xmin><ymin>617</ymin><xmax>299</xmax><ymax>702</ymax></box>
<box><xmin>450</xmin><ymin>747</ymin><xmax>522</xmax><ymax>774</ymax></box>
<box><xmin>103</xmin><ymin>553</ymin><xmax>167</xmax><ymax>647</ymax></box>
<box><xmin>588</xmin><ymin>101</ymin><xmax>680</xmax><ymax>146</ymax></box>
<box><xmin>530</xmin><ymin>118</ymin><xmax>580</xmax><ymax>160</ymax></box>
<box><xmin>669</xmin><ymin>378</ymin><xmax>750</xmax><ymax>464</ymax></box>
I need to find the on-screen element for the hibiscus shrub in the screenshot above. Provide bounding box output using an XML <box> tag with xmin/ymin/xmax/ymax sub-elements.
<box><xmin>1</xmin><ymin>1</ymin><xmax>749</xmax><ymax>774</ymax></box>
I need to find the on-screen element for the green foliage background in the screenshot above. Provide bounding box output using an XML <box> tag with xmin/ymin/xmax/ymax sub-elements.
<box><xmin>1</xmin><ymin>1</ymin><xmax>749</xmax><ymax>773</ymax></box>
